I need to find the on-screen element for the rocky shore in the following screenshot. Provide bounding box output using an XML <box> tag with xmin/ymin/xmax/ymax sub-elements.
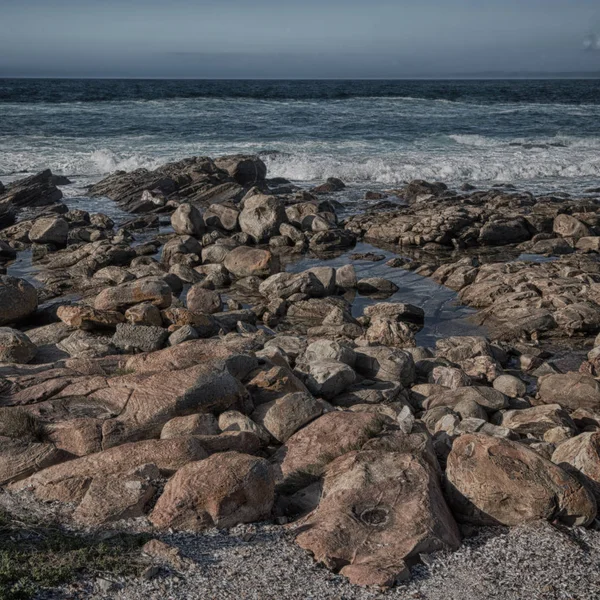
<box><xmin>1</xmin><ymin>156</ymin><xmax>600</xmax><ymax>597</ymax></box>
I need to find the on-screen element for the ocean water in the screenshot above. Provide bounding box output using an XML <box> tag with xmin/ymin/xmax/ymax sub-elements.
<box><xmin>1</xmin><ymin>78</ymin><xmax>600</xmax><ymax>197</ymax></box>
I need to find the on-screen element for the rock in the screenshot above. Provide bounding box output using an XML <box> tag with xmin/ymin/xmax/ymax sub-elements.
<box><xmin>125</xmin><ymin>303</ymin><xmax>163</xmax><ymax>327</ymax></box>
<box><xmin>57</xmin><ymin>305</ymin><xmax>125</xmax><ymax>330</ymax></box>
<box><xmin>364</xmin><ymin>302</ymin><xmax>425</xmax><ymax>327</ymax></box>
<box><xmin>424</xmin><ymin>386</ymin><xmax>508</xmax><ymax>412</ymax></box>
<box><xmin>214</xmin><ymin>155</ymin><xmax>267</xmax><ymax>185</ymax></box>
<box><xmin>303</xmin><ymin>339</ymin><xmax>356</xmax><ymax>367</ymax></box>
<box><xmin>0</xmin><ymin>276</ymin><xmax>38</xmax><ymax>326</ymax></box>
<box><xmin>251</xmin><ymin>392</ymin><xmax>323</xmax><ymax>443</ymax></box>
<box><xmin>496</xmin><ymin>404</ymin><xmax>576</xmax><ymax>437</ymax></box>
<box><xmin>429</xmin><ymin>366</ymin><xmax>471</xmax><ymax>389</ymax></box>
<box><xmin>0</xmin><ymin>170</ymin><xmax>63</xmax><ymax>208</ymax></box>
<box><xmin>111</xmin><ymin>323</ymin><xmax>169</xmax><ymax>353</ymax></box>
<box><xmin>302</xmin><ymin>360</ymin><xmax>356</xmax><ymax>400</ymax></box>
<box><xmin>363</xmin><ymin>316</ymin><xmax>416</xmax><ymax>348</ymax></box>
<box><xmin>94</xmin><ymin>278</ymin><xmax>172</xmax><ymax>312</ymax></box>
<box><xmin>239</xmin><ymin>194</ymin><xmax>287</xmax><ymax>243</ymax></box>
<box><xmin>223</xmin><ymin>246</ymin><xmax>275</xmax><ymax>278</ymax></box>
<box><xmin>354</xmin><ymin>346</ymin><xmax>415</xmax><ymax>385</ymax></box>
<box><xmin>29</xmin><ymin>217</ymin><xmax>69</xmax><ymax>245</ymax></box>
<box><xmin>0</xmin><ymin>328</ymin><xmax>37</xmax><ymax>363</ymax></box>
<box><xmin>168</xmin><ymin>325</ymin><xmax>199</xmax><ymax>346</ymax></box>
<box><xmin>150</xmin><ymin>452</ymin><xmax>274</xmax><ymax>531</ymax></box>
<box><xmin>446</xmin><ymin>433</ymin><xmax>596</xmax><ymax>527</ymax></box>
<box><xmin>357</xmin><ymin>277</ymin><xmax>399</xmax><ymax>295</ymax></box>
<box><xmin>259</xmin><ymin>271</ymin><xmax>323</xmax><ymax>300</ymax></box>
<box><xmin>45</xmin><ymin>418</ymin><xmax>103</xmax><ymax>457</ymax></box>
<box><xmin>73</xmin><ymin>471</ymin><xmax>156</xmax><ymax>525</ymax></box>
<box><xmin>171</xmin><ymin>204</ymin><xmax>205</xmax><ymax>236</ymax></box>
<box><xmin>274</xmin><ymin>411</ymin><xmax>387</xmax><ymax>483</ymax></box>
<box><xmin>12</xmin><ymin>437</ymin><xmax>209</xmax><ymax>503</ymax></box>
<box><xmin>246</xmin><ymin>365</ymin><xmax>308</xmax><ymax>405</ymax></box>
<box><xmin>553</xmin><ymin>214</ymin><xmax>590</xmax><ymax>240</ymax></box>
<box><xmin>186</xmin><ymin>285</ymin><xmax>223</xmax><ymax>315</ymax></box>
<box><xmin>538</xmin><ymin>373</ymin><xmax>600</xmax><ymax>411</ymax></box>
<box><xmin>0</xmin><ymin>439</ymin><xmax>69</xmax><ymax>486</ymax></box>
<box><xmin>552</xmin><ymin>431</ymin><xmax>600</xmax><ymax>500</ymax></box>
<box><xmin>161</xmin><ymin>235</ymin><xmax>202</xmax><ymax>265</ymax></box>
<box><xmin>204</xmin><ymin>203</ymin><xmax>240</xmax><ymax>231</ymax></box>
<box><xmin>336</xmin><ymin>264</ymin><xmax>357</xmax><ymax>289</ymax></box>
<box><xmin>312</xmin><ymin>177</ymin><xmax>346</xmax><ymax>194</ymax></box>
<box><xmin>160</xmin><ymin>413</ymin><xmax>219</xmax><ymax>439</ymax></box>
<box><xmin>57</xmin><ymin>330</ymin><xmax>115</xmax><ymax>358</ymax></box>
<box><xmin>493</xmin><ymin>374</ymin><xmax>526</xmax><ymax>398</ymax></box>
<box><xmin>478</xmin><ymin>218</ymin><xmax>531</xmax><ymax>246</ymax></box>
<box><xmin>218</xmin><ymin>410</ymin><xmax>270</xmax><ymax>445</ymax></box>
<box><xmin>295</xmin><ymin>450</ymin><xmax>460</xmax><ymax>587</ymax></box>
<box><xmin>142</xmin><ymin>539</ymin><xmax>188</xmax><ymax>571</ymax></box>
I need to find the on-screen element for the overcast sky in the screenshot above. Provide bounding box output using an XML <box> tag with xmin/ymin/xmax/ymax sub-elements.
<box><xmin>1</xmin><ymin>0</ymin><xmax>599</xmax><ymax>78</ymax></box>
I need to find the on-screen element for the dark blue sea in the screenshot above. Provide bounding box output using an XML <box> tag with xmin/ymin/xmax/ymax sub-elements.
<box><xmin>1</xmin><ymin>79</ymin><xmax>599</xmax><ymax>197</ymax></box>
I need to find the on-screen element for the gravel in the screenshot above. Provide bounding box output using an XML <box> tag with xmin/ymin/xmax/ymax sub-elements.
<box><xmin>44</xmin><ymin>520</ymin><xmax>600</xmax><ymax>600</ymax></box>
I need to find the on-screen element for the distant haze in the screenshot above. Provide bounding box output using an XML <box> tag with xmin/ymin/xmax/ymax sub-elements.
<box><xmin>1</xmin><ymin>0</ymin><xmax>599</xmax><ymax>78</ymax></box>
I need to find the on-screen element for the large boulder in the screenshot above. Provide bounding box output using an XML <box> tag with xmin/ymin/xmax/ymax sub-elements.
<box><xmin>0</xmin><ymin>439</ymin><xmax>69</xmax><ymax>486</ymax></box>
<box><xmin>295</xmin><ymin>450</ymin><xmax>460</xmax><ymax>587</ymax></box>
<box><xmin>553</xmin><ymin>214</ymin><xmax>590</xmax><ymax>240</ymax></box>
<box><xmin>223</xmin><ymin>246</ymin><xmax>275</xmax><ymax>278</ymax></box>
<box><xmin>273</xmin><ymin>411</ymin><xmax>387</xmax><ymax>483</ymax></box>
<box><xmin>94</xmin><ymin>278</ymin><xmax>172</xmax><ymax>312</ymax></box>
<box><xmin>170</xmin><ymin>203</ymin><xmax>205</xmax><ymax>237</ymax></box>
<box><xmin>239</xmin><ymin>194</ymin><xmax>287</xmax><ymax>243</ymax></box>
<box><xmin>0</xmin><ymin>276</ymin><xmax>38</xmax><ymax>326</ymax></box>
<box><xmin>446</xmin><ymin>433</ymin><xmax>596</xmax><ymax>527</ymax></box>
<box><xmin>0</xmin><ymin>328</ymin><xmax>37</xmax><ymax>363</ymax></box>
<box><xmin>28</xmin><ymin>217</ymin><xmax>69</xmax><ymax>245</ymax></box>
<box><xmin>12</xmin><ymin>437</ymin><xmax>209</xmax><ymax>503</ymax></box>
<box><xmin>214</xmin><ymin>155</ymin><xmax>267</xmax><ymax>185</ymax></box>
<box><xmin>354</xmin><ymin>346</ymin><xmax>415</xmax><ymax>385</ymax></box>
<box><xmin>186</xmin><ymin>285</ymin><xmax>223</xmax><ymax>315</ymax></box>
<box><xmin>538</xmin><ymin>373</ymin><xmax>600</xmax><ymax>411</ymax></box>
<box><xmin>552</xmin><ymin>431</ymin><xmax>600</xmax><ymax>500</ymax></box>
<box><xmin>150</xmin><ymin>451</ymin><xmax>274</xmax><ymax>530</ymax></box>
<box><xmin>111</xmin><ymin>323</ymin><xmax>169</xmax><ymax>353</ymax></box>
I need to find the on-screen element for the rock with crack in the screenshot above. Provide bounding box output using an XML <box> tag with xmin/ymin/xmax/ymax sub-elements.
<box><xmin>294</xmin><ymin>449</ymin><xmax>460</xmax><ymax>587</ymax></box>
<box><xmin>446</xmin><ymin>433</ymin><xmax>597</xmax><ymax>527</ymax></box>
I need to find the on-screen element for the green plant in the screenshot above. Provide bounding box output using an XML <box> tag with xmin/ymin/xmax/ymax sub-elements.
<box><xmin>0</xmin><ymin>509</ymin><xmax>150</xmax><ymax>600</ymax></box>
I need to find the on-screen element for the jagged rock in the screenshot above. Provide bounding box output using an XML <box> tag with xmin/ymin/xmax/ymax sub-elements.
<box><xmin>295</xmin><ymin>449</ymin><xmax>460</xmax><ymax>587</ymax></box>
<box><xmin>214</xmin><ymin>155</ymin><xmax>267</xmax><ymax>185</ymax></box>
<box><xmin>0</xmin><ymin>276</ymin><xmax>38</xmax><ymax>326</ymax></box>
<box><xmin>0</xmin><ymin>170</ymin><xmax>63</xmax><ymax>208</ymax></box>
<box><xmin>446</xmin><ymin>433</ymin><xmax>596</xmax><ymax>526</ymax></box>
<box><xmin>150</xmin><ymin>451</ymin><xmax>274</xmax><ymax>531</ymax></box>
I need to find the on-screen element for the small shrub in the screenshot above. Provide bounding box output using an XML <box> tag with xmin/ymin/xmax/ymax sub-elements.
<box><xmin>0</xmin><ymin>409</ymin><xmax>46</xmax><ymax>442</ymax></box>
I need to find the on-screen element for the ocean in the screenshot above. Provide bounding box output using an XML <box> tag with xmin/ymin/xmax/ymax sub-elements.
<box><xmin>1</xmin><ymin>78</ymin><xmax>600</xmax><ymax>200</ymax></box>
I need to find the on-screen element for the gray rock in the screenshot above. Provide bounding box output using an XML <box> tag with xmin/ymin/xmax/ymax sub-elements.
<box><xmin>112</xmin><ymin>323</ymin><xmax>169</xmax><ymax>353</ymax></box>
<box><xmin>303</xmin><ymin>360</ymin><xmax>356</xmax><ymax>400</ymax></box>
<box><xmin>186</xmin><ymin>285</ymin><xmax>223</xmax><ymax>315</ymax></box>
<box><xmin>168</xmin><ymin>325</ymin><xmax>199</xmax><ymax>346</ymax></box>
<box><xmin>171</xmin><ymin>204</ymin><xmax>205</xmax><ymax>237</ymax></box>
<box><xmin>29</xmin><ymin>217</ymin><xmax>69</xmax><ymax>245</ymax></box>
<box><xmin>0</xmin><ymin>276</ymin><xmax>38</xmax><ymax>326</ymax></box>
<box><xmin>357</xmin><ymin>277</ymin><xmax>399</xmax><ymax>295</ymax></box>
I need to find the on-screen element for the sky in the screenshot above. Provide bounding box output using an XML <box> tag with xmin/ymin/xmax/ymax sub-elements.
<box><xmin>1</xmin><ymin>0</ymin><xmax>600</xmax><ymax>78</ymax></box>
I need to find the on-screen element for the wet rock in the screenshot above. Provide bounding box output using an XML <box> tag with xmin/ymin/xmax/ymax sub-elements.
<box><xmin>150</xmin><ymin>451</ymin><xmax>274</xmax><ymax>531</ymax></box>
<box><xmin>171</xmin><ymin>203</ymin><xmax>205</xmax><ymax>237</ymax></box>
<box><xmin>357</xmin><ymin>277</ymin><xmax>399</xmax><ymax>295</ymax></box>
<box><xmin>0</xmin><ymin>275</ymin><xmax>38</xmax><ymax>326</ymax></box>
<box><xmin>295</xmin><ymin>449</ymin><xmax>460</xmax><ymax>587</ymax></box>
<box><xmin>223</xmin><ymin>246</ymin><xmax>275</xmax><ymax>278</ymax></box>
<box><xmin>168</xmin><ymin>324</ymin><xmax>199</xmax><ymax>346</ymax></box>
<box><xmin>0</xmin><ymin>328</ymin><xmax>37</xmax><ymax>364</ymax></box>
<box><xmin>311</xmin><ymin>177</ymin><xmax>346</xmax><ymax>194</ymax></box>
<box><xmin>94</xmin><ymin>278</ymin><xmax>172</xmax><ymax>312</ymax></box>
<box><xmin>111</xmin><ymin>323</ymin><xmax>169</xmax><ymax>353</ymax></box>
<box><xmin>336</xmin><ymin>264</ymin><xmax>357</xmax><ymax>289</ymax></box>
<box><xmin>446</xmin><ymin>433</ymin><xmax>596</xmax><ymax>526</ymax></box>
